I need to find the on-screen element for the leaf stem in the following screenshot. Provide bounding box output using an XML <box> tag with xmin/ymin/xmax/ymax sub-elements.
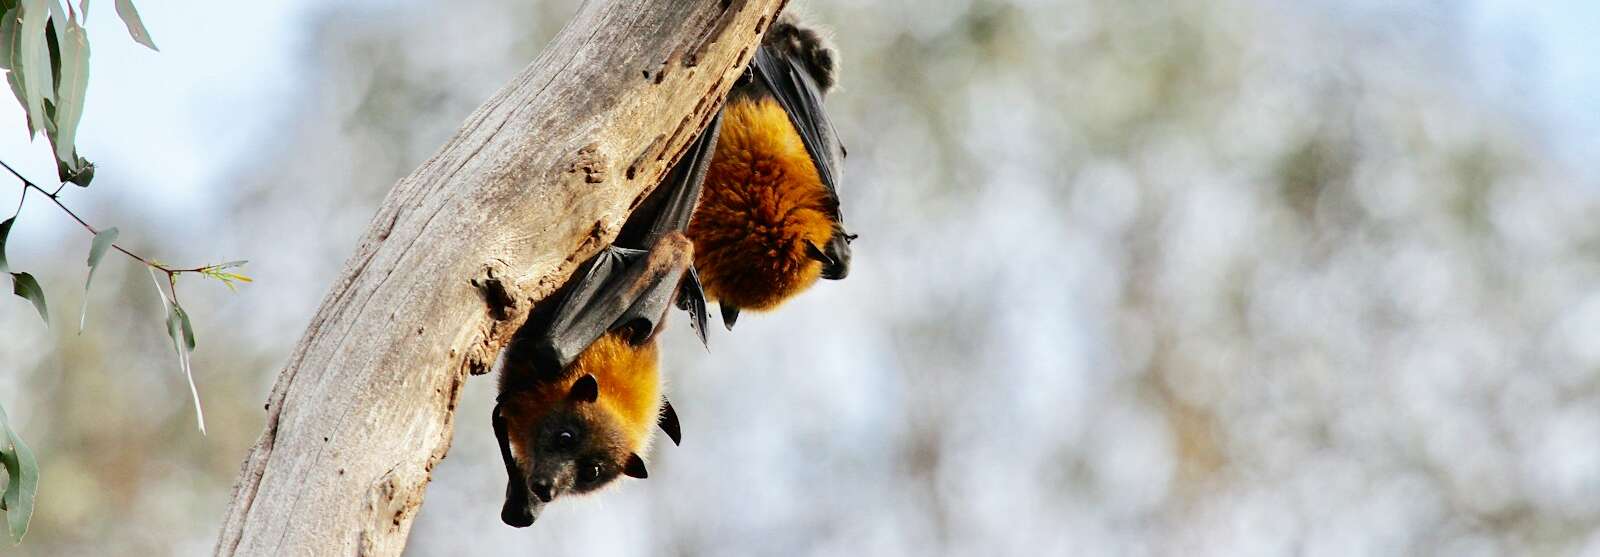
<box><xmin>13</xmin><ymin>181</ymin><xmax>26</xmax><ymax>218</ymax></box>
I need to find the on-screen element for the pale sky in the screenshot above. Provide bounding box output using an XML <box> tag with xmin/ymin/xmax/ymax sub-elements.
<box><xmin>1</xmin><ymin>0</ymin><xmax>1595</xmax><ymax>209</ymax></box>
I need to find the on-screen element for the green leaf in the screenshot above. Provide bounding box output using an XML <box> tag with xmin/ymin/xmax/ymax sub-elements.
<box><xmin>77</xmin><ymin>226</ymin><xmax>115</xmax><ymax>332</ymax></box>
<box><xmin>0</xmin><ymin>7</ymin><xmax>17</xmax><ymax>70</ymax></box>
<box><xmin>49</xmin><ymin>11</ymin><xmax>87</xmax><ymax>183</ymax></box>
<box><xmin>41</xmin><ymin>1</ymin><xmax>60</xmax><ymax>92</ymax></box>
<box><xmin>172</xmin><ymin>303</ymin><xmax>194</xmax><ymax>351</ymax></box>
<box><xmin>112</xmin><ymin>0</ymin><xmax>153</xmax><ymax>51</ymax></box>
<box><xmin>85</xmin><ymin>226</ymin><xmax>115</xmax><ymax>270</ymax></box>
<box><xmin>0</xmin><ymin>217</ymin><xmax>12</xmax><ymax>274</ymax></box>
<box><xmin>164</xmin><ymin>302</ymin><xmax>203</xmax><ymax>434</ymax></box>
<box><xmin>55</xmin><ymin>154</ymin><xmax>90</xmax><ymax>186</ymax></box>
<box><xmin>0</xmin><ymin>403</ymin><xmax>38</xmax><ymax>545</ymax></box>
<box><xmin>3</xmin><ymin>10</ymin><xmax>28</xmax><ymax>135</ymax></box>
<box><xmin>17</xmin><ymin>0</ymin><xmax>50</xmax><ymax>137</ymax></box>
<box><xmin>148</xmin><ymin>268</ymin><xmax>204</xmax><ymax>434</ymax></box>
<box><xmin>10</xmin><ymin>271</ymin><xmax>46</xmax><ymax>326</ymax></box>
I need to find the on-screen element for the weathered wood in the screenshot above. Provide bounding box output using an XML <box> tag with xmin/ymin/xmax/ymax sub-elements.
<box><xmin>213</xmin><ymin>1</ymin><xmax>785</xmax><ymax>554</ymax></box>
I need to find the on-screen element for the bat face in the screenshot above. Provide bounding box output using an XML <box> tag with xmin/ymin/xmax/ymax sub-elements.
<box><xmin>494</xmin><ymin>375</ymin><xmax>648</xmax><ymax>527</ymax></box>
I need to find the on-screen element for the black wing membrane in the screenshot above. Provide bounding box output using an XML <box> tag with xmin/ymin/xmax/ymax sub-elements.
<box><xmin>751</xmin><ymin>48</ymin><xmax>845</xmax><ymax>221</ymax></box>
<box><xmin>533</xmin><ymin>234</ymin><xmax>694</xmax><ymax>369</ymax></box>
<box><xmin>526</xmin><ymin>115</ymin><xmax>724</xmax><ymax>370</ymax></box>
<box><xmin>751</xmin><ymin>47</ymin><xmax>852</xmax><ymax>278</ymax></box>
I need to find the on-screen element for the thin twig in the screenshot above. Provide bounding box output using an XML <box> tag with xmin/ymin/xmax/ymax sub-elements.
<box><xmin>0</xmin><ymin>157</ymin><xmax>220</xmax><ymax>277</ymax></box>
<box><xmin>12</xmin><ymin>182</ymin><xmax>26</xmax><ymax>218</ymax></box>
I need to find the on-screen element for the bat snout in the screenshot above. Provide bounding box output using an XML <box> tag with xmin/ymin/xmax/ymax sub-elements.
<box><xmin>501</xmin><ymin>495</ymin><xmax>543</xmax><ymax>528</ymax></box>
<box><xmin>502</xmin><ymin>499</ymin><xmax>540</xmax><ymax>524</ymax></box>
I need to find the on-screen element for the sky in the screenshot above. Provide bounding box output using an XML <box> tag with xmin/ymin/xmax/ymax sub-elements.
<box><xmin>1</xmin><ymin>1</ymin><xmax>1598</xmax><ymax>555</ymax></box>
<box><xmin>1</xmin><ymin>0</ymin><xmax>1597</xmax><ymax>203</ymax></box>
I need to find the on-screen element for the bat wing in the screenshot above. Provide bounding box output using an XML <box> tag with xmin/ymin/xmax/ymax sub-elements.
<box><xmin>751</xmin><ymin>47</ymin><xmax>853</xmax><ymax>278</ymax></box>
<box><xmin>524</xmin><ymin>113</ymin><xmax>726</xmax><ymax>369</ymax></box>
<box><xmin>613</xmin><ymin>113</ymin><xmax>723</xmax><ymax>346</ymax></box>
<box><xmin>531</xmin><ymin>233</ymin><xmax>695</xmax><ymax>371</ymax></box>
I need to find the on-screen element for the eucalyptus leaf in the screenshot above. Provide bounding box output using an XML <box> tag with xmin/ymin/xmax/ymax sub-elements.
<box><xmin>112</xmin><ymin>0</ymin><xmax>153</xmax><ymax>51</ymax></box>
<box><xmin>0</xmin><ymin>217</ymin><xmax>12</xmax><ymax>273</ymax></box>
<box><xmin>39</xmin><ymin>0</ymin><xmax>58</xmax><ymax>29</ymax></box>
<box><xmin>10</xmin><ymin>272</ymin><xmax>46</xmax><ymax>326</ymax></box>
<box><xmin>41</xmin><ymin>1</ymin><xmax>59</xmax><ymax>92</ymax></box>
<box><xmin>0</xmin><ymin>7</ymin><xmax>17</xmax><ymax>70</ymax></box>
<box><xmin>148</xmin><ymin>269</ymin><xmax>205</xmax><ymax>434</ymax></box>
<box><xmin>49</xmin><ymin>12</ymin><xmax>87</xmax><ymax>180</ymax></box>
<box><xmin>163</xmin><ymin>301</ymin><xmax>204</xmax><ymax>434</ymax></box>
<box><xmin>173</xmin><ymin>303</ymin><xmax>194</xmax><ymax>351</ymax></box>
<box><xmin>77</xmin><ymin>226</ymin><xmax>116</xmax><ymax>332</ymax></box>
<box><xmin>55</xmin><ymin>154</ymin><xmax>90</xmax><ymax>186</ymax></box>
<box><xmin>85</xmin><ymin>226</ymin><xmax>115</xmax><ymax>269</ymax></box>
<box><xmin>0</xmin><ymin>403</ymin><xmax>37</xmax><ymax>544</ymax></box>
<box><xmin>17</xmin><ymin>0</ymin><xmax>48</xmax><ymax>137</ymax></box>
<box><xmin>4</xmin><ymin>10</ymin><xmax>29</xmax><ymax>135</ymax></box>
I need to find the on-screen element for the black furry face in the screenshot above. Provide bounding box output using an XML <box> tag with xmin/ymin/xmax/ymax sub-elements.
<box><xmin>494</xmin><ymin>392</ymin><xmax>636</xmax><ymax>528</ymax></box>
<box><xmin>527</xmin><ymin>411</ymin><xmax>628</xmax><ymax>496</ymax></box>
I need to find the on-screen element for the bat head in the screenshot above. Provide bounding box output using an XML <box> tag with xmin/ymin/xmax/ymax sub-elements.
<box><xmin>493</xmin><ymin>374</ymin><xmax>649</xmax><ymax>527</ymax></box>
<box><xmin>767</xmin><ymin>12</ymin><xmax>837</xmax><ymax>93</ymax></box>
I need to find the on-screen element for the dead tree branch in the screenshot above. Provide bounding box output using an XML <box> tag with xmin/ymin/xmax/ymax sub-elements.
<box><xmin>213</xmin><ymin>1</ymin><xmax>785</xmax><ymax>554</ymax></box>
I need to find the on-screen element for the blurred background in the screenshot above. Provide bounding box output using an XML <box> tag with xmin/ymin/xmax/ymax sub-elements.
<box><xmin>2</xmin><ymin>0</ymin><xmax>1598</xmax><ymax>555</ymax></box>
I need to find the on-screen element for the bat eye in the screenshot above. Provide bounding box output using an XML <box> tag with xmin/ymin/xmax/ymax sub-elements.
<box><xmin>553</xmin><ymin>429</ymin><xmax>576</xmax><ymax>450</ymax></box>
<box><xmin>578</xmin><ymin>462</ymin><xmax>602</xmax><ymax>484</ymax></box>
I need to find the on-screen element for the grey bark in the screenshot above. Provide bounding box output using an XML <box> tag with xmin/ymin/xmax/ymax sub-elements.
<box><xmin>213</xmin><ymin>1</ymin><xmax>786</xmax><ymax>554</ymax></box>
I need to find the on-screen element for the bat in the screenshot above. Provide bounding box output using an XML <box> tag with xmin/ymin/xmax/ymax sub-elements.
<box><xmin>685</xmin><ymin>13</ymin><xmax>853</xmax><ymax>329</ymax></box>
<box><xmin>493</xmin><ymin>114</ymin><xmax>721</xmax><ymax>527</ymax></box>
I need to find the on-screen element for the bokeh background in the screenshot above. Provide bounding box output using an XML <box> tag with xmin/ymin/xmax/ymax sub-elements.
<box><xmin>2</xmin><ymin>0</ymin><xmax>1599</xmax><ymax>555</ymax></box>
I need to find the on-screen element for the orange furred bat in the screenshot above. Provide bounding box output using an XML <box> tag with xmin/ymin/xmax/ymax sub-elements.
<box><xmin>493</xmin><ymin>331</ymin><xmax>663</xmax><ymax>526</ymax></box>
<box><xmin>495</xmin><ymin>228</ymin><xmax>697</xmax><ymax>527</ymax></box>
<box><xmin>686</xmin><ymin>14</ymin><xmax>853</xmax><ymax>329</ymax></box>
<box><xmin>688</xmin><ymin>97</ymin><xmax>836</xmax><ymax>311</ymax></box>
<box><xmin>491</xmin><ymin>12</ymin><xmax>852</xmax><ymax>530</ymax></box>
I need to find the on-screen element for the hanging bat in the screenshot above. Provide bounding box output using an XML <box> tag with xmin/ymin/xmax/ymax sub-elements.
<box><xmin>493</xmin><ymin>115</ymin><xmax>721</xmax><ymax>528</ymax></box>
<box><xmin>685</xmin><ymin>14</ymin><xmax>854</xmax><ymax>329</ymax></box>
<box><xmin>492</xmin><ymin>12</ymin><xmax>853</xmax><ymax>528</ymax></box>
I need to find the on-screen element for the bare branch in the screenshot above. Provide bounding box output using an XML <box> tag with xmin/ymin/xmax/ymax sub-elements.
<box><xmin>212</xmin><ymin>1</ymin><xmax>784</xmax><ymax>555</ymax></box>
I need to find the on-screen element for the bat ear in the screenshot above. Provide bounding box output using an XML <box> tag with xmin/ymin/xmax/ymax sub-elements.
<box><xmin>659</xmin><ymin>400</ymin><xmax>682</xmax><ymax>446</ymax></box>
<box><xmin>568</xmin><ymin>374</ymin><xmax>599</xmax><ymax>403</ymax></box>
<box><xmin>720</xmin><ymin>303</ymin><xmax>740</xmax><ymax>330</ymax></box>
<box><xmin>622</xmin><ymin>453</ymin><xmax>648</xmax><ymax>479</ymax></box>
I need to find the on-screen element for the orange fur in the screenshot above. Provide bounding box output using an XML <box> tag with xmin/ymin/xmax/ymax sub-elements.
<box><xmin>687</xmin><ymin>97</ymin><xmax>837</xmax><ymax>311</ymax></box>
<box><xmin>508</xmin><ymin>332</ymin><xmax>661</xmax><ymax>452</ymax></box>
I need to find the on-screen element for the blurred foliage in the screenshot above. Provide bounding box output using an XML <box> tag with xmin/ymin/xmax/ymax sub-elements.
<box><xmin>2</xmin><ymin>0</ymin><xmax>1599</xmax><ymax>555</ymax></box>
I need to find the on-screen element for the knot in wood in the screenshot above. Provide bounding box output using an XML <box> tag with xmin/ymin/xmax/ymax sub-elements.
<box><xmin>569</xmin><ymin>143</ymin><xmax>608</xmax><ymax>184</ymax></box>
<box><xmin>472</xmin><ymin>264</ymin><xmax>520</xmax><ymax>321</ymax></box>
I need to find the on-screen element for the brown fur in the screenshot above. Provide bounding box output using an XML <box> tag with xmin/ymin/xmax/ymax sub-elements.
<box><xmin>687</xmin><ymin>97</ymin><xmax>838</xmax><ymax>311</ymax></box>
